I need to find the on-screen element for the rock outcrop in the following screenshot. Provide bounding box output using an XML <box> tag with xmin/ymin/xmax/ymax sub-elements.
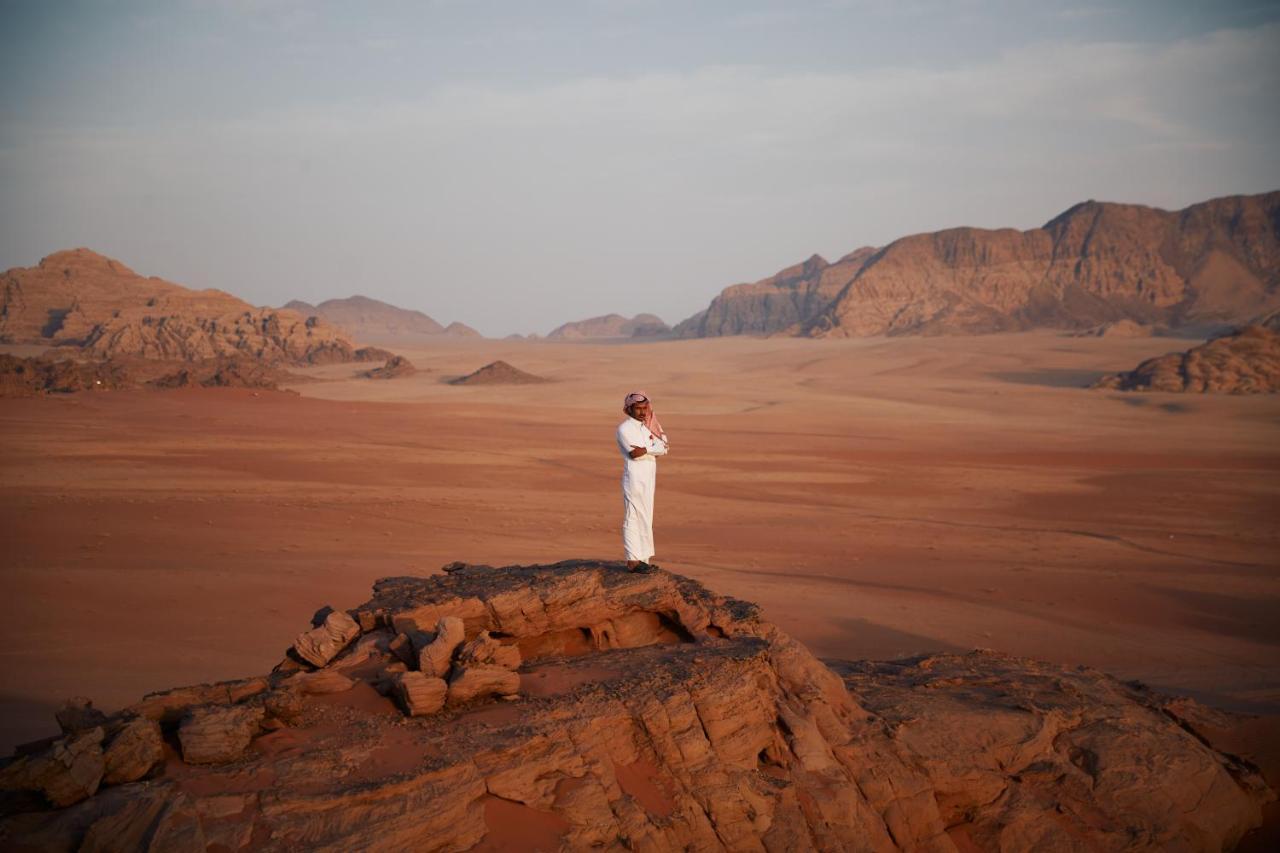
<box><xmin>548</xmin><ymin>313</ymin><xmax>671</xmax><ymax>339</ymax></box>
<box><xmin>0</xmin><ymin>561</ymin><xmax>1270</xmax><ymax>851</ymax></box>
<box><xmin>677</xmin><ymin>191</ymin><xmax>1280</xmax><ymax>338</ymax></box>
<box><xmin>1070</xmin><ymin>318</ymin><xmax>1157</xmax><ymax>337</ymax></box>
<box><xmin>1093</xmin><ymin>325</ymin><xmax>1280</xmax><ymax>393</ymax></box>
<box><xmin>0</xmin><ymin>250</ymin><xmax>365</xmax><ymax>365</ymax></box>
<box><xmin>449</xmin><ymin>360</ymin><xmax>548</xmax><ymax>385</ymax></box>
<box><xmin>0</xmin><ymin>354</ymin><xmax>131</xmax><ymax>397</ymax></box>
<box><xmin>360</xmin><ymin>354</ymin><xmax>416</xmax><ymax>379</ymax></box>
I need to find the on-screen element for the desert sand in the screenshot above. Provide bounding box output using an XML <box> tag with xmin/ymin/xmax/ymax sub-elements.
<box><xmin>2</xmin><ymin>330</ymin><xmax>1278</xmax><ymax>758</ymax></box>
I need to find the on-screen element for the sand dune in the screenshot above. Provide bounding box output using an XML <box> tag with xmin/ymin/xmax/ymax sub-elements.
<box><xmin>1</xmin><ymin>331</ymin><xmax>1277</xmax><ymax>760</ymax></box>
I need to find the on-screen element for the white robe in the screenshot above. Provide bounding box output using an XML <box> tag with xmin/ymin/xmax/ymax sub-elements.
<box><xmin>616</xmin><ymin>418</ymin><xmax>668</xmax><ymax>562</ymax></box>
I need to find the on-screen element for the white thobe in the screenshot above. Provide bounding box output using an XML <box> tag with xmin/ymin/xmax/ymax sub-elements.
<box><xmin>616</xmin><ymin>418</ymin><xmax>668</xmax><ymax>562</ymax></box>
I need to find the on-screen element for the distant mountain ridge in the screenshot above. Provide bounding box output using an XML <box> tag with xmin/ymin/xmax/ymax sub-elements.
<box><xmin>0</xmin><ymin>249</ymin><xmax>370</xmax><ymax>365</ymax></box>
<box><xmin>547</xmin><ymin>313</ymin><xmax>670</xmax><ymax>339</ymax></box>
<box><xmin>284</xmin><ymin>295</ymin><xmax>482</xmax><ymax>344</ymax></box>
<box><xmin>676</xmin><ymin>191</ymin><xmax>1280</xmax><ymax>338</ymax></box>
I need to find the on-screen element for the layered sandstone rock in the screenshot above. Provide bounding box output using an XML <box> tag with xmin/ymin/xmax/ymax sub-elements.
<box><xmin>677</xmin><ymin>191</ymin><xmax>1280</xmax><ymax>338</ymax></box>
<box><xmin>449</xmin><ymin>359</ymin><xmax>548</xmax><ymax>385</ymax></box>
<box><xmin>1094</xmin><ymin>325</ymin><xmax>1280</xmax><ymax>393</ymax></box>
<box><xmin>0</xmin><ymin>562</ymin><xmax>1271</xmax><ymax>851</ymax></box>
<box><xmin>0</xmin><ymin>249</ymin><xmax>364</xmax><ymax>365</ymax></box>
<box><xmin>292</xmin><ymin>609</ymin><xmax>361</xmax><ymax>668</ymax></box>
<box><xmin>548</xmin><ymin>313</ymin><xmax>671</xmax><ymax>339</ymax></box>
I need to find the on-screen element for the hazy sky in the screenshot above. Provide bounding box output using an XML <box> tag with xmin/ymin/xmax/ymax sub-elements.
<box><xmin>2</xmin><ymin>1</ymin><xmax>1278</xmax><ymax>336</ymax></box>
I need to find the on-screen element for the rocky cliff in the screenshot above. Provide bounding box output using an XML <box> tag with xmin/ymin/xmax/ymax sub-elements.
<box><xmin>0</xmin><ymin>562</ymin><xmax>1270</xmax><ymax>851</ymax></box>
<box><xmin>677</xmin><ymin>191</ymin><xmax>1280</xmax><ymax>338</ymax></box>
<box><xmin>1</xmin><ymin>250</ymin><xmax>368</xmax><ymax>365</ymax></box>
<box><xmin>548</xmin><ymin>313</ymin><xmax>671</xmax><ymax>339</ymax></box>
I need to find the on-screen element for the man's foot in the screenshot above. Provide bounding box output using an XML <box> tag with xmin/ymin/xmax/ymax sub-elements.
<box><xmin>627</xmin><ymin>561</ymin><xmax>653</xmax><ymax>573</ymax></box>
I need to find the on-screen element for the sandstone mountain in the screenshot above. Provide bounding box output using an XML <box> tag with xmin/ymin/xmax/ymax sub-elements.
<box><xmin>677</xmin><ymin>191</ymin><xmax>1280</xmax><ymax>338</ymax></box>
<box><xmin>1093</xmin><ymin>324</ymin><xmax>1280</xmax><ymax>393</ymax></box>
<box><xmin>449</xmin><ymin>360</ymin><xmax>547</xmax><ymax>386</ymax></box>
<box><xmin>0</xmin><ymin>562</ymin><xmax>1270</xmax><ymax>851</ymax></box>
<box><xmin>283</xmin><ymin>295</ymin><xmax>482</xmax><ymax>344</ymax></box>
<box><xmin>1</xmin><ymin>250</ymin><xmax>372</xmax><ymax>365</ymax></box>
<box><xmin>548</xmin><ymin>313</ymin><xmax>671</xmax><ymax>339</ymax></box>
<box><xmin>675</xmin><ymin>249</ymin><xmax>877</xmax><ymax>337</ymax></box>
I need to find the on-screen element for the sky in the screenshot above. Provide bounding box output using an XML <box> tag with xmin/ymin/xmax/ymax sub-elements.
<box><xmin>1</xmin><ymin>1</ymin><xmax>1278</xmax><ymax>336</ymax></box>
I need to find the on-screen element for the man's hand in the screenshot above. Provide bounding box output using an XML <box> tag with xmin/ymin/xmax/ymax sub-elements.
<box><xmin>629</xmin><ymin>445</ymin><xmax>647</xmax><ymax>459</ymax></box>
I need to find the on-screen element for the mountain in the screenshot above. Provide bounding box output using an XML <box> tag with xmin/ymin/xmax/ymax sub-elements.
<box><xmin>677</xmin><ymin>191</ymin><xmax>1280</xmax><ymax>338</ymax></box>
<box><xmin>284</xmin><ymin>295</ymin><xmax>445</xmax><ymax>343</ymax></box>
<box><xmin>0</xmin><ymin>249</ymin><xmax>367</xmax><ymax>365</ymax></box>
<box><xmin>675</xmin><ymin>249</ymin><xmax>877</xmax><ymax>337</ymax></box>
<box><xmin>0</xmin><ymin>562</ymin><xmax>1268</xmax><ymax>850</ymax></box>
<box><xmin>442</xmin><ymin>321</ymin><xmax>482</xmax><ymax>338</ymax></box>
<box><xmin>547</xmin><ymin>313</ymin><xmax>670</xmax><ymax>339</ymax></box>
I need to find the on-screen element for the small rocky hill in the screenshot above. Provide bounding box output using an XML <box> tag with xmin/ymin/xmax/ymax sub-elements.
<box><xmin>0</xmin><ymin>562</ymin><xmax>1271</xmax><ymax>851</ymax></box>
<box><xmin>1</xmin><ymin>250</ymin><xmax>369</xmax><ymax>365</ymax></box>
<box><xmin>548</xmin><ymin>313</ymin><xmax>670</xmax><ymax>339</ymax></box>
<box><xmin>677</xmin><ymin>191</ymin><xmax>1280</xmax><ymax>338</ymax></box>
<box><xmin>449</xmin><ymin>360</ymin><xmax>547</xmax><ymax>385</ymax></box>
<box><xmin>1094</xmin><ymin>325</ymin><xmax>1280</xmax><ymax>393</ymax></box>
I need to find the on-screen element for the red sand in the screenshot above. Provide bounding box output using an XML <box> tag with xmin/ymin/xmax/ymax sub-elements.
<box><xmin>1</xmin><ymin>332</ymin><xmax>1277</xmax><ymax>755</ymax></box>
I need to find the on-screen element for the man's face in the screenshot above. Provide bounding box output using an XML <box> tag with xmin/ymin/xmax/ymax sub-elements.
<box><xmin>629</xmin><ymin>400</ymin><xmax>651</xmax><ymax>421</ymax></box>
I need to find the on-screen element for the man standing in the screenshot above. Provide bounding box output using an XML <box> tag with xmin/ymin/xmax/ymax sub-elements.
<box><xmin>616</xmin><ymin>391</ymin><xmax>669</xmax><ymax>571</ymax></box>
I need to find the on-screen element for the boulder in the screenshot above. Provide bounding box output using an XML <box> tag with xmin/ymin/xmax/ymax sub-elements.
<box><xmin>393</xmin><ymin>672</ymin><xmax>448</xmax><ymax>717</ymax></box>
<box><xmin>293</xmin><ymin>609</ymin><xmax>361</xmax><ymax>668</ymax></box>
<box><xmin>446</xmin><ymin>666</ymin><xmax>520</xmax><ymax>705</ymax></box>
<box><xmin>418</xmin><ymin>616</ymin><xmax>465</xmax><ymax>678</ymax></box>
<box><xmin>0</xmin><ymin>728</ymin><xmax>104</xmax><ymax>807</ymax></box>
<box><xmin>102</xmin><ymin>718</ymin><xmax>163</xmax><ymax>785</ymax></box>
<box><xmin>285</xmin><ymin>668</ymin><xmax>356</xmax><ymax>695</ymax></box>
<box><xmin>178</xmin><ymin>705</ymin><xmax>265</xmax><ymax>765</ymax></box>
<box><xmin>55</xmin><ymin>697</ymin><xmax>109</xmax><ymax>734</ymax></box>
<box><xmin>456</xmin><ymin>630</ymin><xmax>521</xmax><ymax>670</ymax></box>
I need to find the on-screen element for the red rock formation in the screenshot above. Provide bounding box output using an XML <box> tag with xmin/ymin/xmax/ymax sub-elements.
<box><xmin>449</xmin><ymin>360</ymin><xmax>548</xmax><ymax>385</ymax></box>
<box><xmin>360</xmin><ymin>355</ymin><xmax>416</xmax><ymax>380</ymax></box>
<box><xmin>548</xmin><ymin>313</ymin><xmax>671</xmax><ymax>339</ymax></box>
<box><xmin>0</xmin><ymin>354</ymin><xmax>131</xmax><ymax>396</ymax></box>
<box><xmin>676</xmin><ymin>250</ymin><xmax>877</xmax><ymax>337</ymax></box>
<box><xmin>0</xmin><ymin>249</ymin><xmax>362</xmax><ymax>365</ymax></box>
<box><xmin>1094</xmin><ymin>325</ymin><xmax>1280</xmax><ymax>393</ymax></box>
<box><xmin>677</xmin><ymin>191</ymin><xmax>1280</xmax><ymax>338</ymax></box>
<box><xmin>0</xmin><ymin>562</ymin><xmax>1270</xmax><ymax>851</ymax></box>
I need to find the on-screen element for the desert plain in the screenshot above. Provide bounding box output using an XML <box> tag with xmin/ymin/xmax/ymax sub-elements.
<box><xmin>1</xmin><ymin>330</ymin><xmax>1278</xmax><ymax>761</ymax></box>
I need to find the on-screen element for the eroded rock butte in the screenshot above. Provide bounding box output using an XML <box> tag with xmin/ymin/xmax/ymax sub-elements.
<box><xmin>0</xmin><ymin>561</ymin><xmax>1272</xmax><ymax>851</ymax></box>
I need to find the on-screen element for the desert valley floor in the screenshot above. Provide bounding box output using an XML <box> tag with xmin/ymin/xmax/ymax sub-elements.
<box><xmin>1</xmin><ymin>331</ymin><xmax>1278</xmax><ymax>752</ymax></box>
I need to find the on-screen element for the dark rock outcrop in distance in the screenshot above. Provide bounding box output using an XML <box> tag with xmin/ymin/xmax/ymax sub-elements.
<box><xmin>676</xmin><ymin>191</ymin><xmax>1280</xmax><ymax>338</ymax></box>
<box><xmin>0</xmin><ymin>562</ymin><xmax>1271</xmax><ymax>851</ymax></box>
<box><xmin>448</xmin><ymin>360</ymin><xmax>547</xmax><ymax>385</ymax></box>
<box><xmin>1069</xmin><ymin>318</ymin><xmax>1157</xmax><ymax>338</ymax></box>
<box><xmin>1093</xmin><ymin>324</ymin><xmax>1280</xmax><ymax>393</ymax></box>
<box><xmin>0</xmin><ymin>249</ymin><xmax>367</xmax><ymax>366</ymax></box>
<box><xmin>360</xmin><ymin>355</ymin><xmax>416</xmax><ymax>380</ymax></box>
<box><xmin>0</xmin><ymin>354</ymin><xmax>291</xmax><ymax>396</ymax></box>
<box><xmin>548</xmin><ymin>313</ymin><xmax>671</xmax><ymax>339</ymax></box>
<box><xmin>282</xmin><ymin>295</ymin><xmax>484</xmax><ymax>343</ymax></box>
<box><xmin>0</xmin><ymin>354</ymin><xmax>130</xmax><ymax>397</ymax></box>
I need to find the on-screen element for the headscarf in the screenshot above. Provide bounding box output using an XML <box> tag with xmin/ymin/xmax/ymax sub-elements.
<box><xmin>623</xmin><ymin>391</ymin><xmax>667</xmax><ymax>443</ymax></box>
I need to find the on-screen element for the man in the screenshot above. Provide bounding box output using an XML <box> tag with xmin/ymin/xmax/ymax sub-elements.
<box><xmin>616</xmin><ymin>391</ymin><xmax>669</xmax><ymax>572</ymax></box>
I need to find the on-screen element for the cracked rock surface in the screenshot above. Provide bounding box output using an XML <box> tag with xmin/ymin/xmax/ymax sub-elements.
<box><xmin>0</xmin><ymin>561</ymin><xmax>1271</xmax><ymax>851</ymax></box>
